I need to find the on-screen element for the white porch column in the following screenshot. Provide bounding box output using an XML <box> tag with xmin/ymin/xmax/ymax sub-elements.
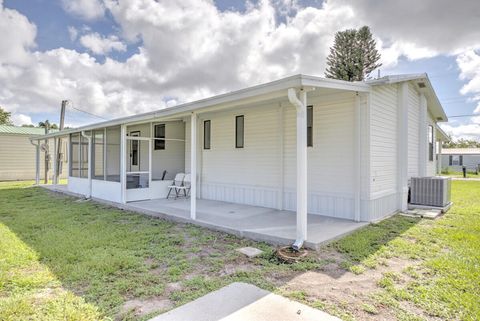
<box><xmin>397</xmin><ymin>83</ymin><xmax>409</xmax><ymax>211</ymax></box>
<box><xmin>81</xmin><ymin>131</ymin><xmax>92</xmax><ymax>198</ymax></box>
<box><xmin>120</xmin><ymin>124</ymin><xmax>127</xmax><ymax>204</ymax></box>
<box><xmin>52</xmin><ymin>138</ymin><xmax>58</xmax><ymax>185</ymax></box>
<box><xmin>31</xmin><ymin>139</ymin><xmax>40</xmax><ymax>185</ymax></box>
<box><xmin>288</xmin><ymin>88</ymin><xmax>307</xmax><ymax>247</ymax></box>
<box><xmin>354</xmin><ymin>93</ymin><xmax>362</xmax><ymax>222</ymax></box>
<box><xmin>418</xmin><ymin>94</ymin><xmax>428</xmax><ymax>177</ymax></box>
<box><xmin>190</xmin><ymin>112</ymin><xmax>197</xmax><ymax>220</ymax></box>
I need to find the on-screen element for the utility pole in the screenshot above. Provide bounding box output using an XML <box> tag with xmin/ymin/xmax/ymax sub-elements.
<box><xmin>55</xmin><ymin>100</ymin><xmax>67</xmax><ymax>184</ymax></box>
<box><xmin>43</xmin><ymin>120</ymin><xmax>50</xmax><ymax>184</ymax></box>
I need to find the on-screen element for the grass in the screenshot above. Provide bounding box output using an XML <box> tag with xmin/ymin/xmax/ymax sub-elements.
<box><xmin>331</xmin><ymin>180</ymin><xmax>480</xmax><ymax>320</ymax></box>
<box><xmin>0</xmin><ymin>181</ymin><xmax>324</xmax><ymax>320</ymax></box>
<box><xmin>1</xmin><ymin>180</ymin><xmax>479</xmax><ymax>320</ymax></box>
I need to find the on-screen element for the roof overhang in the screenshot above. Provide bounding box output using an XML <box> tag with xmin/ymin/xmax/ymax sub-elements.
<box><xmin>30</xmin><ymin>74</ymin><xmax>370</xmax><ymax>140</ymax></box>
<box><xmin>436</xmin><ymin>125</ymin><xmax>449</xmax><ymax>142</ymax></box>
<box><xmin>367</xmin><ymin>73</ymin><xmax>448</xmax><ymax>123</ymax></box>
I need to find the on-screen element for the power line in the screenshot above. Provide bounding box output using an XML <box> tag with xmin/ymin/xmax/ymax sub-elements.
<box><xmin>447</xmin><ymin>113</ymin><xmax>480</xmax><ymax>118</ymax></box>
<box><xmin>66</xmin><ymin>101</ymin><xmax>109</xmax><ymax>120</ymax></box>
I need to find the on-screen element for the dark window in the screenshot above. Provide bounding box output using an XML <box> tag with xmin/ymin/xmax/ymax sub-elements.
<box><xmin>235</xmin><ymin>115</ymin><xmax>244</xmax><ymax>148</ymax></box>
<box><xmin>428</xmin><ymin>125</ymin><xmax>434</xmax><ymax>161</ymax></box>
<box><xmin>449</xmin><ymin>155</ymin><xmax>453</xmax><ymax>166</ymax></box>
<box><xmin>460</xmin><ymin>155</ymin><xmax>463</xmax><ymax>166</ymax></box>
<box><xmin>204</xmin><ymin>120</ymin><xmax>211</xmax><ymax>149</ymax></box>
<box><xmin>307</xmin><ymin>105</ymin><xmax>313</xmax><ymax>147</ymax></box>
<box><xmin>130</xmin><ymin>131</ymin><xmax>140</xmax><ymax>167</ymax></box>
<box><xmin>154</xmin><ymin>124</ymin><xmax>165</xmax><ymax>150</ymax></box>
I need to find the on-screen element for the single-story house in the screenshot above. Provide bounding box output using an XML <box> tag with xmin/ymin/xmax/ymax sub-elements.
<box><xmin>0</xmin><ymin>125</ymin><xmax>67</xmax><ymax>181</ymax></box>
<box><xmin>439</xmin><ymin>148</ymin><xmax>480</xmax><ymax>172</ymax></box>
<box><xmin>31</xmin><ymin>73</ymin><xmax>448</xmax><ymax>247</ymax></box>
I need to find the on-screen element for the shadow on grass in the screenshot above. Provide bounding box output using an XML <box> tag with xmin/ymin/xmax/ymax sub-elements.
<box><xmin>327</xmin><ymin>214</ymin><xmax>421</xmax><ymax>275</ymax></box>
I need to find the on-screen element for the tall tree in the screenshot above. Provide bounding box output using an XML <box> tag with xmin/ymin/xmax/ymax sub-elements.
<box><xmin>325</xmin><ymin>26</ymin><xmax>381</xmax><ymax>81</ymax></box>
<box><xmin>0</xmin><ymin>107</ymin><xmax>12</xmax><ymax>125</ymax></box>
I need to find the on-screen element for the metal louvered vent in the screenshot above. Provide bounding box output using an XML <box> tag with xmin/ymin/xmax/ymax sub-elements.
<box><xmin>410</xmin><ymin>177</ymin><xmax>451</xmax><ymax>207</ymax></box>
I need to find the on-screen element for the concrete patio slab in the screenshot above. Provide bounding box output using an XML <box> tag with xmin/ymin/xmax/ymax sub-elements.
<box><xmin>149</xmin><ymin>282</ymin><xmax>340</xmax><ymax>321</ymax></box>
<box><xmin>41</xmin><ymin>184</ymin><xmax>368</xmax><ymax>249</ymax></box>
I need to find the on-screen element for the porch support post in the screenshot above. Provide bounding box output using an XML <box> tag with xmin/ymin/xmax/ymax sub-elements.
<box><xmin>190</xmin><ymin>112</ymin><xmax>197</xmax><ymax>220</ymax></box>
<box><xmin>120</xmin><ymin>124</ymin><xmax>127</xmax><ymax>204</ymax></box>
<box><xmin>52</xmin><ymin>138</ymin><xmax>58</xmax><ymax>185</ymax></box>
<box><xmin>81</xmin><ymin>131</ymin><xmax>92</xmax><ymax>198</ymax></box>
<box><xmin>288</xmin><ymin>88</ymin><xmax>307</xmax><ymax>248</ymax></box>
<box><xmin>397</xmin><ymin>83</ymin><xmax>409</xmax><ymax>211</ymax></box>
<box><xmin>418</xmin><ymin>94</ymin><xmax>428</xmax><ymax>177</ymax></box>
<box><xmin>354</xmin><ymin>92</ymin><xmax>361</xmax><ymax>222</ymax></box>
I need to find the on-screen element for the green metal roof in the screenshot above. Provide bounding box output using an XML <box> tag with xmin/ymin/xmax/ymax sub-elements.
<box><xmin>0</xmin><ymin>125</ymin><xmax>58</xmax><ymax>135</ymax></box>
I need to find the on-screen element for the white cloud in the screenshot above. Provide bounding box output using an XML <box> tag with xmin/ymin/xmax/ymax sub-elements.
<box><xmin>440</xmin><ymin>123</ymin><xmax>480</xmax><ymax>141</ymax></box>
<box><xmin>1</xmin><ymin>0</ymin><xmax>480</xmax><ymax>136</ymax></box>
<box><xmin>61</xmin><ymin>0</ymin><xmax>105</xmax><ymax>20</ymax></box>
<box><xmin>10</xmin><ymin>113</ymin><xmax>33</xmax><ymax>126</ymax></box>
<box><xmin>68</xmin><ymin>26</ymin><xmax>78</xmax><ymax>41</ymax></box>
<box><xmin>79</xmin><ymin>32</ymin><xmax>126</xmax><ymax>55</ymax></box>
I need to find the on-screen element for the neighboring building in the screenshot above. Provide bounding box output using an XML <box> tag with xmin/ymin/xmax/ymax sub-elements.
<box><xmin>0</xmin><ymin>125</ymin><xmax>67</xmax><ymax>181</ymax></box>
<box><xmin>32</xmin><ymin>73</ymin><xmax>447</xmax><ymax>245</ymax></box>
<box><xmin>440</xmin><ymin>148</ymin><xmax>480</xmax><ymax>172</ymax></box>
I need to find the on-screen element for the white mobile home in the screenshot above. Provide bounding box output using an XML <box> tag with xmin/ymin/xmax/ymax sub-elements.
<box><xmin>32</xmin><ymin>73</ymin><xmax>447</xmax><ymax>247</ymax></box>
<box><xmin>440</xmin><ymin>148</ymin><xmax>480</xmax><ymax>172</ymax></box>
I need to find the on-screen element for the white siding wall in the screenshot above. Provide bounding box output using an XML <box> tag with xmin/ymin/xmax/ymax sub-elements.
<box><xmin>185</xmin><ymin>92</ymin><xmax>358</xmax><ymax>219</ymax></box>
<box><xmin>0</xmin><ymin>134</ymin><xmax>68</xmax><ymax>181</ymax></box>
<box><xmin>367</xmin><ymin>85</ymin><xmax>398</xmax><ymax>220</ymax></box>
<box><xmin>408</xmin><ymin>83</ymin><xmax>420</xmax><ymax>178</ymax></box>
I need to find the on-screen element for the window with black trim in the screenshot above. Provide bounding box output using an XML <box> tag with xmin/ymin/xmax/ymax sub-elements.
<box><xmin>154</xmin><ymin>124</ymin><xmax>165</xmax><ymax>150</ymax></box>
<box><xmin>307</xmin><ymin>105</ymin><xmax>313</xmax><ymax>147</ymax></box>
<box><xmin>204</xmin><ymin>120</ymin><xmax>211</xmax><ymax>150</ymax></box>
<box><xmin>428</xmin><ymin>125</ymin><xmax>434</xmax><ymax>161</ymax></box>
<box><xmin>235</xmin><ymin>115</ymin><xmax>244</xmax><ymax>148</ymax></box>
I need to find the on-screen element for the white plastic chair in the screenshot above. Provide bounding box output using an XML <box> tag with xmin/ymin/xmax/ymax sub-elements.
<box><xmin>167</xmin><ymin>173</ymin><xmax>185</xmax><ymax>199</ymax></box>
<box><xmin>175</xmin><ymin>173</ymin><xmax>191</xmax><ymax>199</ymax></box>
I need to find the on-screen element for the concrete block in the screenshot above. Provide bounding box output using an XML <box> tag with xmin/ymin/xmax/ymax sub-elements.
<box><xmin>236</xmin><ymin>247</ymin><xmax>263</xmax><ymax>258</ymax></box>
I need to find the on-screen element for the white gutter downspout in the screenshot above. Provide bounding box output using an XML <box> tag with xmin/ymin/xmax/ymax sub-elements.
<box><xmin>81</xmin><ymin>131</ymin><xmax>92</xmax><ymax>198</ymax></box>
<box><xmin>30</xmin><ymin>139</ymin><xmax>41</xmax><ymax>185</ymax></box>
<box><xmin>288</xmin><ymin>88</ymin><xmax>307</xmax><ymax>250</ymax></box>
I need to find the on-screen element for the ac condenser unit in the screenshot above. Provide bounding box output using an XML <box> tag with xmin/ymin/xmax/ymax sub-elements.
<box><xmin>410</xmin><ymin>177</ymin><xmax>452</xmax><ymax>207</ymax></box>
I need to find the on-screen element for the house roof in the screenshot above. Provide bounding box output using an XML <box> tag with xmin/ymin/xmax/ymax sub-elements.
<box><xmin>0</xmin><ymin>125</ymin><xmax>57</xmax><ymax>135</ymax></box>
<box><xmin>441</xmin><ymin>148</ymin><xmax>480</xmax><ymax>155</ymax></box>
<box><xmin>436</xmin><ymin>125</ymin><xmax>449</xmax><ymax>142</ymax></box>
<box><xmin>31</xmin><ymin>73</ymin><xmax>447</xmax><ymax>140</ymax></box>
<box><xmin>367</xmin><ymin>73</ymin><xmax>448</xmax><ymax>123</ymax></box>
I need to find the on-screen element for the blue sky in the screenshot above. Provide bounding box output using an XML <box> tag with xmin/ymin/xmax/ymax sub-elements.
<box><xmin>1</xmin><ymin>0</ymin><xmax>479</xmax><ymax>139</ymax></box>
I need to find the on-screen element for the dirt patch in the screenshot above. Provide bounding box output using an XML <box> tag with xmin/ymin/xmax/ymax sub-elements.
<box><xmin>279</xmin><ymin>255</ymin><xmax>416</xmax><ymax>320</ymax></box>
<box><xmin>119</xmin><ymin>297</ymin><xmax>173</xmax><ymax>320</ymax></box>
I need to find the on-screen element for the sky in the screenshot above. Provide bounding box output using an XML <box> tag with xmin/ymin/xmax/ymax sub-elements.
<box><xmin>1</xmin><ymin>0</ymin><xmax>480</xmax><ymax>140</ymax></box>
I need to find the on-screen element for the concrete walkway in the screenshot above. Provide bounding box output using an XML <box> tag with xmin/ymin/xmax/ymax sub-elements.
<box><xmin>149</xmin><ymin>282</ymin><xmax>340</xmax><ymax>321</ymax></box>
<box><xmin>41</xmin><ymin>184</ymin><xmax>367</xmax><ymax>249</ymax></box>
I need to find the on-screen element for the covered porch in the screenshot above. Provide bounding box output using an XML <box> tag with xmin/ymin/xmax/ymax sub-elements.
<box><xmin>41</xmin><ymin>184</ymin><xmax>367</xmax><ymax>249</ymax></box>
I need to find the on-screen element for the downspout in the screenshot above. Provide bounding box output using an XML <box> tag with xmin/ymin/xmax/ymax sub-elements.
<box><xmin>30</xmin><ymin>138</ymin><xmax>40</xmax><ymax>185</ymax></box>
<box><xmin>288</xmin><ymin>88</ymin><xmax>307</xmax><ymax>251</ymax></box>
<box><xmin>81</xmin><ymin>131</ymin><xmax>92</xmax><ymax>198</ymax></box>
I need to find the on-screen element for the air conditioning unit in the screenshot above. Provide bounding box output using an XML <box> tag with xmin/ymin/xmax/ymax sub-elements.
<box><xmin>410</xmin><ymin>177</ymin><xmax>451</xmax><ymax>207</ymax></box>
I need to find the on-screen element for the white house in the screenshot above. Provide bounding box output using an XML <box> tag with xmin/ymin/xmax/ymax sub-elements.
<box><xmin>0</xmin><ymin>125</ymin><xmax>67</xmax><ymax>181</ymax></box>
<box><xmin>31</xmin><ymin>73</ymin><xmax>448</xmax><ymax>248</ymax></box>
<box><xmin>440</xmin><ymin>148</ymin><xmax>480</xmax><ymax>172</ymax></box>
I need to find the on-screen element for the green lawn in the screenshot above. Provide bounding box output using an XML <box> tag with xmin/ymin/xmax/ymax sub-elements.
<box><xmin>0</xmin><ymin>180</ymin><xmax>479</xmax><ymax>321</ymax></box>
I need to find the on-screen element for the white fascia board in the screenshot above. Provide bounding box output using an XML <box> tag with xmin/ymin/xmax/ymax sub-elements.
<box><xmin>32</xmin><ymin>74</ymin><xmax>371</xmax><ymax>140</ymax></box>
<box><xmin>300</xmin><ymin>75</ymin><xmax>371</xmax><ymax>92</ymax></box>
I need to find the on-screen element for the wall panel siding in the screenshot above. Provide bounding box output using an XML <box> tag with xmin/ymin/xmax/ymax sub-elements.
<box><xmin>369</xmin><ymin>85</ymin><xmax>398</xmax><ymax>194</ymax></box>
<box><xmin>426</xmin><ymin>115</ymin><xmax>437</xmax><ymax>176</ymax></box>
